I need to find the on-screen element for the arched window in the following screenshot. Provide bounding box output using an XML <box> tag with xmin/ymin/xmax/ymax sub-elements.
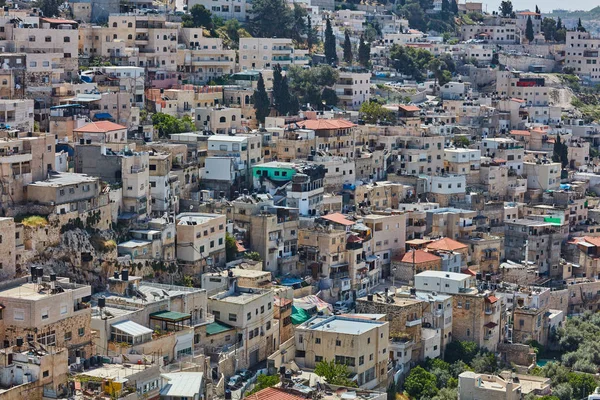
<box><xmin>128</xmin><ymin>34</ymin><xmax>133</xmax><ymax>40</ymax></box>
<box><xmin>64</xmin><ymin>36</ymin><xmax>70</xmax><ymax>43</ymax></box>
<box><xmin>112</xmin><ymin>22</ymin><xmax>117</xmax><ymax>27</ymax></box>
<box><xmin>231</xmin><ymin>115</ymin><xmax>236</xmax><ymax>122</ymax></box>
<box><xmin>113</xmin><ymin>34</ymin><xmax>117</xmax><ymax>39</ymax></box>
<box><xmin>1</xmin><ymin>80</ymin><xmax>6</xmax><ymax>85</ymax></box>
<box><xmin>219</xmin><ymin>116</ymin><xmax>226</xmax><ymax>123</ymax></box>
<box><xmin>128</xmin><ymin>22</ymin><xmax>133</xmax><ymax>28</ymax></box>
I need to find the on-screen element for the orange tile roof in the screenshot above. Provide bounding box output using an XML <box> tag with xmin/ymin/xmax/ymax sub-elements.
<box><xmin>426</xmin><ymin>237</ymin><xmax>468</xmax><ymax>251</ymax></box>
<box><xmin>400</xmin><ymin>249</ymin><xmax>441</xmax><ymax>264</ymax></box>
<box><xmin>510</xmin><ymin>129</ymin><xmax>530</xmax><ymax>136</ymax></box>
<box><xmin>297</xmin><ymin>119</ymin><xmax>356</xmax><ymax>130</ymax></box>
<box><xmin>518</xmin><ymin>11</ymin><xmax>540</xmax><ymax>15</ymax></box>
<box><xmin>41</xmin><ymin>17</ymin><xmax>78</xmax><ymax>24</ymax></box>
<box><xmin>510</xmin><ymin>98</ymin><xmax>526</xmax><ymax>103</ymax></box>
<box><xmin>320</xmin><ymin>213</ymin><xmax>355</xmax><ymax>226</ymax></box>
<box><xmin>74</xmin><ymin>121</ymin><xmax>127</xmax><ymax>133</ymax></box>
<box><xmin>583</xmin><ymin>236</ymin><xmax>600</xmax><ymax>247</ymax></box>
<box><xmin>398</xmin><ymin>105</ymin><xmax>420</xmax><ymax>112</ymax></box>
<box><xmin>245</xmin><ymin>387</ymin><xmax>306</xmax><ymax>400</ymax></box>
<box><xmin>485</xmin><ymin>295</ymin><xmax>499</xmax><ymax>304</ymax></box>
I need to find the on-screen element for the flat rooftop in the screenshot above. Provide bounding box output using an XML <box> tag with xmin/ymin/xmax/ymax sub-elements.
<box><xmin>303</xmin><ymin>316</ymin><xmax>386</xmax><ymax>335</ymax></box>
<box><xmin>176</xmin><ymin>212</ymin><xmax>223</xmax><ymax>225</ymax></box>
<box><xmin>79</xmin><ymin>363</ymin><xmax>156</xmax><ymax>380</ymax></box>
<box><xmin>29</xmin><ymin>172</ymin><xmax>97</xmax><ymax>187</ymax></box>
<box><xmin>0</xmin><ymin>280</ymin><xmax>90</xmax><ymax>301</ymax></box>
<box><xmin>211</xmin><ymin>289</ymin><xmax>268</xmax><ymax>304</ymax></box>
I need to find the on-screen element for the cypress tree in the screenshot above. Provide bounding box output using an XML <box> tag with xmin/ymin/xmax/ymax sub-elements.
<box><xmin>324</xmin><ymin>18</ymin><xmax>337</xmax><ymax>64</ymax></box>
<box><xmin>526</xmin><ymin>15</ymin><xmax>534</xmax><ymax>42</ymax></box>
<box><xmin>450</xmin><ymin>0</ymin><xmax>459</xmax><ymax>14</ymax></box>
<box><xmin>343</xmin><ymin>31</ymin><xmax>353</xmax><ymax>64</ymax></box>
<box><xmin>253</xmin><ymin>73</ymin><xmax>270</xmax><ymax>123</ymax></box>
<box><xmin>272</xmin><ymin>64</ymin><xmax>286</xmax><ymax>115</ymax></box>
<box><xmin>358</xmin><ymin>35</ymin><xmax>370</xmax><ymax>68</ymax></box>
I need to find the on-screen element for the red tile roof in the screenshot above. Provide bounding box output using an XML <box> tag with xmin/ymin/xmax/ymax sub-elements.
<box><xmin>400</xmin><ymin>249</ymin><xmax>441</xmax><ymax>264</ymax></box>
<box><xmin>510</xmin><ymin>129</ymin><xmax>530</xmax><ymax>136</ymax></box>
<box><xmin>74</xmin><ymin>121</ymin><xmax>127</xmax><ymax>133</ymax></box>
<box><xmin>518</xmin><ymin>11</ymin><xmax>540</xmax><ymax>15</ymax></box>
<box><xmin>485</xmin><ymin>295</ymin><xmax>499</xmax><ymax>304</ymax></box>
<box><xmin>236</xmin><ymin>241</ymin><xmax>247</xmax><ymax>253</ymax></box>
<box><xmin>484</xmin><ymin>321</ymin><xmax>498</xmax><ymax>328</ymax></box>
<box><xmin>297</xmin><ymin>119</ymin><xmax>356</xmax><ymax>130</ymax></box>
<box><xmin>245</xmin><ymin>387</ymin><xmax>306</xmax><ymax>400</ymax></box>
<box><xmin>320</xmin><ymin>213</ymin><xmax>355</xmax><ymax>226</ymax></box>
<box><xmin>510</xmin><ymin>98</ymin><xmax>526</xmax><ymax>103</ymax></box>
<box><xmin>426</xmin><ymin>237</ymin><xmax>468</xmax><ymax>251</ymax></box>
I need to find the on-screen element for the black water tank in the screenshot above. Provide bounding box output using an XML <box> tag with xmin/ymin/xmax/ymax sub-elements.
<box><xmin>37</xmin><ymin>268</ymin><xmax>44</xmax><ymax>278</ymax></box>
<box><xmin>113</xmin><ymin>271</ymin><xmax>120</xmax><ymax>279</ymax></box>
<box><xmin>410</xmin><ymin>288</ymin><xmax>417</xmax><ymax>296</ymax></box>
<box><xmin>83</xmin><ymin>358</ymin><xmax>90</xmax><ymax>369</ymax></box>
<box><xmin>121</xmin><ymin>269</ymin><xmax>129</xmax><ymax>281</ymax></box>
<box><xmin>98</xmin><ymin>297</ymin><xmax>106</xmax><ymax>308</ymax></box>
<box><xmin>16</xmin><ymin>337</ymin><xmax>23</xmax><ymax>347</ymax></box>
<box><xmin>485</xmin><ymin>273</ymin><xmax>492</xmax><ymax>281</ymax></box>
<box><xmin>30</xmin><ymin>266</ymin><xmax>37</xmax><ymax>279</ymax></box>
<box><xmin>3</xmin><ymin>340</ymin><xmax>9</xmax><ymax>348</ymax></box>
<box><xmin>50</xmin><ymin>273</ymin><xmax>56</xmax><ymax>282</ymax></box>
<box><xmin>476</xmin><ymin>272</ymin><xmax>483</xmax><ymax>281</ymax></box>
<box><xmin>367</xmin><ymin>294</ymin><xmax>373</xmax><ymax>301</ymax></box>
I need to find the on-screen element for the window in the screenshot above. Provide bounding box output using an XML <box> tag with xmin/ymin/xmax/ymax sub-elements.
<box><xmin>60</xmin><ymin>305</ymin><xmax>67</xmax><ymax>315</ymax></box>
<box><xmin>43</xmin><ymin>370</ymin><xmax>49</xmax><ymax>378</ymax></box>
<box><xmin>359</xmin><ymin>355</ymin><xmax>364</xmax><ymax>365</ymax></box>
<box><xmin>336</xmin><ymin>339</ymin><xmax>341</xmax><ymax>346</ymax></box>
<box><xmin>315</xmin><ymin>338</ymin><xmax>321</xmax><ymax>344</ymax></box>
<box><xmin>315</xmin><ymin>355</ymin><xmax>323</xmax><ymax>362</ymax></box>
<box><xmin>261</xmin><ymin>305</ymin><xmax>265</xmax><ymax>314</ymax></box>
<box><xmin>78</xmin><ymin>327</ymin><xmax>85</xmax><ymax>337</ymax></box>
<box><xmin>42</xmin><ymin>309</ymin><xmax>49</xmax><ymax>320</ymax></box>
<box><xmin>64</xmin><ymin>36</ymin><xmax>70</xmax><ymax>42</ymax></box>
<box><xmin>13</xmin><ymin>309</ymin><xmax>24</xmax><ymax>321</ymax></box>
<box><xmin>64</xmin><ymin>331</ymin><xmax>72</xmax><ymax>341</ymax></box>
<box><xmin>247</xmin><ymin>312</ymin><xmax>251</xmax><ymax>320</ymax></box>
<box><xmin>228</xmin><ymin>313</ymin><xmax>237</xmax><ymax>322</ymax></box>
<box><xmin>38</xmin><ymin>331</ymin><xmax>56</xmax><ymax>346</ymax></box>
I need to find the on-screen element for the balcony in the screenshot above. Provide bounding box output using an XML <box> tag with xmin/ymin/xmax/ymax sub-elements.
<box><xmin>190</xmin><ymin>57</ymin><xmax>233</xmax><ymax>66</ymax></box>
<box><xmin>405</xmin><ymin>318</ymin><xmax>422</xmax><ymax>327</ymax></box>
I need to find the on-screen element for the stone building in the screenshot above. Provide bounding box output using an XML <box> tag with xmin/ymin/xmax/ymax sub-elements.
<box><xmin>356</xmin><ymin>291</ymin><xmax>424</xmax><ymax>361</ymax></box>
<box><xmin>208</xmin><ymin>285</ymin><xmax>279</xmax><ymax>369</ymax></box>
<box><xmin>0</xmin><ymin>274</ymin><xmax>93</xmax><ymax>363</ymax></box>
<box><xmin>176</xmin><ymin>212</ymin><xmax>227</xmax><ymax>269</ymax></box>
<box><xmin>294</xmin><ymin>315</ymin><xmax>389</xmax><ymax>389</ymax></box>
<box><xmin>274</xmin><ymin>296</ymin><xmax>293</xmax><ymax>344</ymax></box>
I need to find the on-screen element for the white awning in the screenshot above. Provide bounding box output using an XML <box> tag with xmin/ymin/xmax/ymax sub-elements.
<box><xmin>112</xmin><ymin>320</ymin><xmax>153</xmax><ymax>337</ymax></box>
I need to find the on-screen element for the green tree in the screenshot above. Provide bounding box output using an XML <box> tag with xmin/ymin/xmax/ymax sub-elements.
<box><xmin>247</xmin><ymin>375</ymin><xmax>280</xmax><ymax>395</ymax></box>
<box><xmin>287</xmin><ymin>65</ymin><xmax>339</xmax><ymax>107</ymax></box>
<box><xmin>182</xmin><ymin>4</ymin><xmax>213</xmax><ymax>28</ymax></box>
<box><xmin>567</xmin><ymin>372</ymin><xmax>597</xmax><ymax>399</ymax></box>
<box><xmin>404</xmin><ymin>366</ymin><xmax>438</xmax><ymax>399</ymax></box>
<box><xmin>450</xmin><ymin>0</ymin><xmax>458</xmax><ymax>14</ymax></box>
<box><xmin>551</xmin><ymin>383</ymin><xmax>573</xmax><ymax>400</ymax></box>
<box><xmin>470</xmin><ymin>352</ymin><xmax>498</xmax><ymax>374</ymax></box>
<box><xmin>359</xmin><ymin>101</ymin><xmax>397</xmax><ymax>124</ymax></box>
<box><xmin>272</xmin><ymin>64</ymin><xmax>286</xmax><ymax>114</ymax></box>
<box><xmin>249</xmin><ymin>0</ymin><xmax>292</xmax><ymax>38</ymax></box>
<box><xmin>151</xmin><ymin>113</ymin><xmax>195</xmax><ymax>138</ymax></box>
<box><xmin>402</xmin><ymin>3</ymin><xmax>427</xmax><ymax>32</ymax></box>
<box><xmin>444</xmin><ymin>341</ymin><xmax>479</xmax><ymax>364</ymax></box>
<box><xmin>324</xmin><ymin>18</ymin><xmax>337</xmax><ymax>64</ymax></box>
<box><xmin>499</xmin><ymin>0</ymin><xmax>513</xmax><ymax>17</ymax></box>
<box><xmin>216</xmin><ymin>19</ymin><xmax>251</xmax><ymax>49</ymax></box>
<box><xmin>314</xmin><ymin>360</ymin><xmax>357</xmax><ymax>387</ymax></box>
<box><xmin>432</xmin><ymin>388</ymin><xmax>458</xmax><ymax>400</ymax></box>
<box><xmin>525</xmin><ymin>15</ymin><xmax>535</xmax><ymax>43</ymax></box>
<box><xmin>225</xmin><ymin>232</ymin><xmax>238</xmax><ymax>262</ymax></box>
<box><xmin>556</xmin><ymin>17</ymin><xmax>562</xmax><ymax>30</ymax></box>
<box><xmin>390</xmin><ymin>45</ymin><xmax>433</xmax><ymax>81</ymax></box>
<box><xmin>37</xmin><ymin>0</ymin><xmax>62</xmax><ymax>17</ymax></box>
<box><xmin>541</xmin><ymin>17</ymin><xmax>557</xmax><ymax>41</ymax></box>
<box><xmin>253</xmin><ymin>73</ymin><xmax>270</xmax><ymax>123</ymax></box>
<box><xmin>291</xmin><ymin>4</ymin><xmax>308</xmax><ymax>44</ymax></box>
<box><xmin>307</xmin><ymin>15</ymin><xmax>317</xmax><ymax>50</ymax></box>
<box><xmin>577</xmin><ymin>18</ymin><xmax>586</xmax><ymax>32</ymax></box>
<box><xmin>552</xmin><ymin>135</ymin><xmax>569</xmax><ymax>168</ymax></box>
<box><xmin>535</xmin><ymin>5</ymin><xmax>540</xmax><ymax>14</ymax></box>
<box><xmin>358</xmin><ymin>35</ymin><xmax>371</xmax><ymax>67</ymax></box>
<box><xmin>441</xmin><ymin>0</ymin><xmax>450</xmax><ymax>17</ymax></box>
<box><xmin>427</xmin><ymin>57</ymin><xmax>451</xmax><ymax>93</ymax></box>
<box><xmin>245</xmin><ymin>251</ymin><xmax>262</xmax><ymax>261</ymax></box>
<box><xmin>343</xmin><ymin>31</ymin><xmax>353</xmax><ymax>64</ymax></box>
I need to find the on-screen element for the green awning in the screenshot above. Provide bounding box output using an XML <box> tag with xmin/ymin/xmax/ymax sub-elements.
<box><xmin>206</xmin><ymin>321</ymin><xmax>235</xmax><ymax>336</ymax></box>
<box><xmin>291</xmin><ymin>305</ymin><xmax>310</xmax><ymax>325</ymax></box>
<box><xmin>150</xmin><ymin>310</ymin><xmax>192</xmax><ymax>322</ymax></box>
